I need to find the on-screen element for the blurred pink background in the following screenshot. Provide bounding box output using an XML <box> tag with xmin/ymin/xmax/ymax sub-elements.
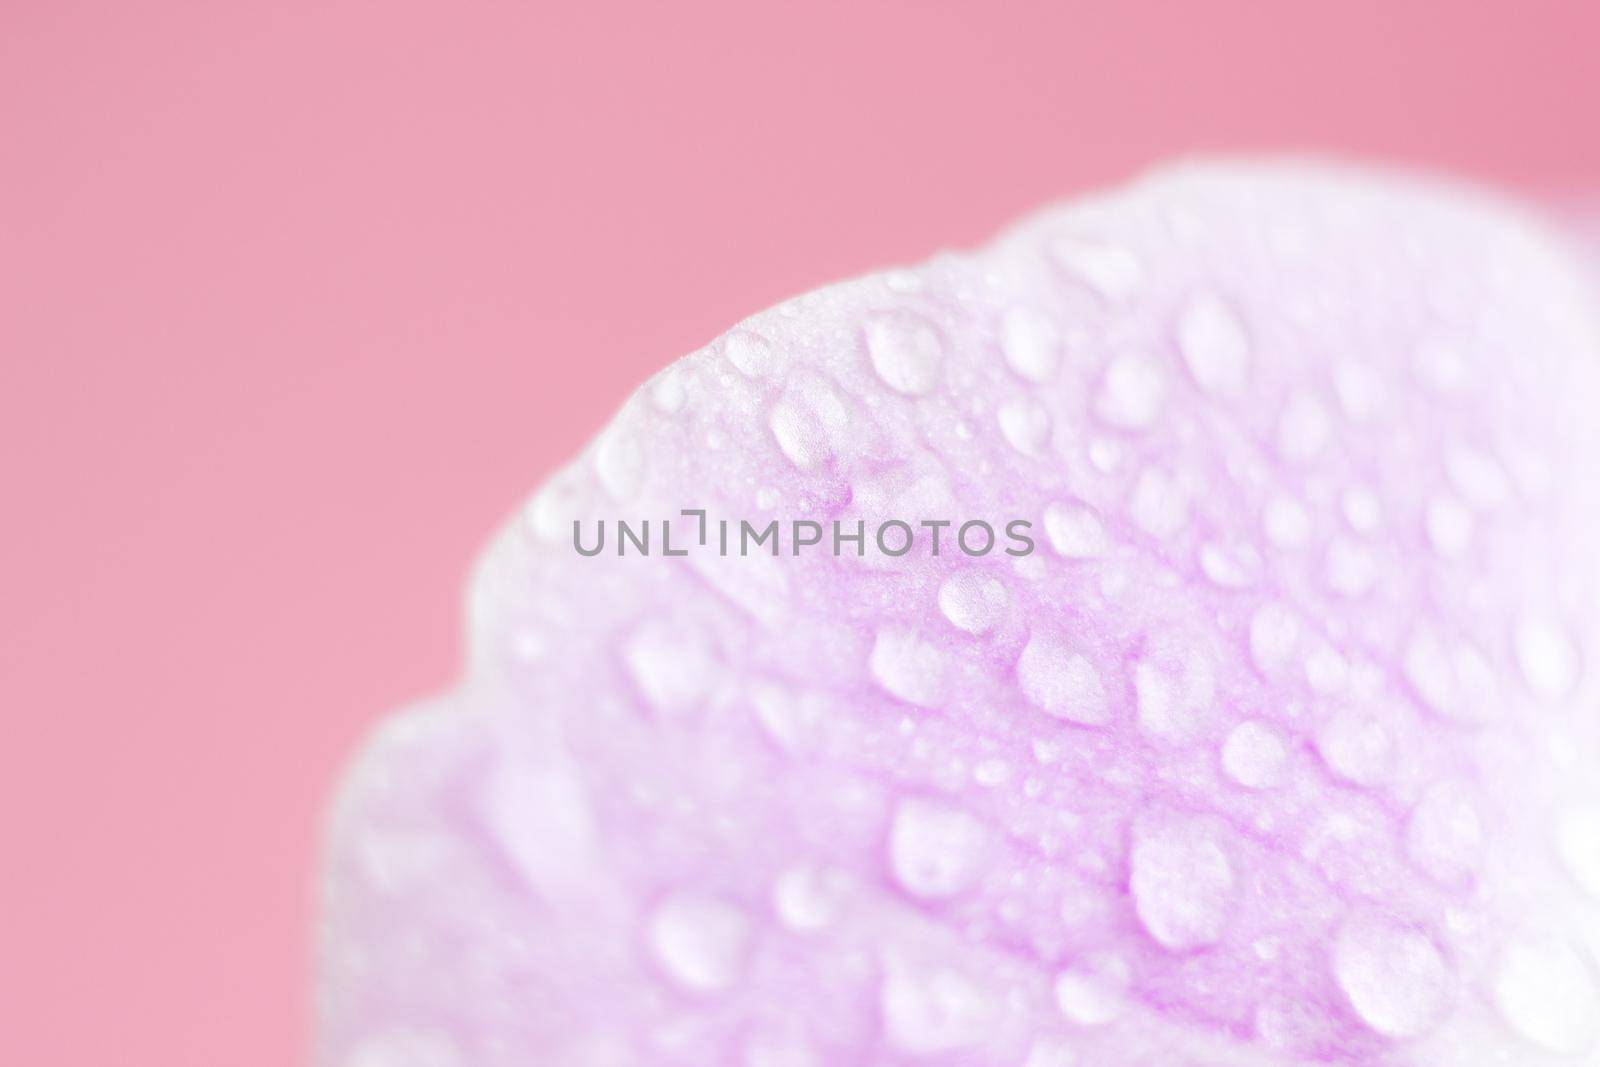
<box><xmin>2</xmin><ymin>1</ymin><xmax>1596</xmax><ymax>1062</ymax></box>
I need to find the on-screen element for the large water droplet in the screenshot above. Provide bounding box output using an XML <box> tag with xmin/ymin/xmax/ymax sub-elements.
<box><xmin>880</xmin><ymin>961</ymin><xmax>996</xmax><ymax>1056</ymax></box>
<box><xmin>1405</xmin><ymin>782</ymin><xmax>1483</xmax><ymax>884</ymax></box>
<box><xmin>998</xmin><ymin>396</ymin><xmax>1053</xmax><ymax>454</ymax></box>
<box><xmin>1332</xmin><ymin>911</ymin><xmax>1452</xmax><ymax>1039</ymax></box>
<box><xmin>1051</xmin><ymin>237</ymin><xmax>1144</xmax><ymax>299</ymax></box>
<box><xmin>1129</xmin><ymin>818</ymin><xmax>1235</xmax><ymax>951</ymax></box>
<box><xmin>773</xmin><ymin>865</ymin><xmax>848</xmax><ymax>932</ymax></box>
<box><xmin>1492</xmin><ymin>936</ymin><xmax>1600</xmax><ymax>1053</ymax></box>
<box><xmin>725</xmin><ymin>329</ymin><xmax>786</xmax><ymax>378</ymax></box>
<box><xmin>1053</xmin><ymin>953</ymin><xmax>1131</xmax><ymax>1026</ymax></box>
<box><xmin>1515</xmin><ymin>614</ymin><xmax>1580</xmax><ymax>702</ymax></box>
<box><xmin>1017</xmin><ymin>633</ymin><xmax>1111</xmax><ymax>726</ymax></box>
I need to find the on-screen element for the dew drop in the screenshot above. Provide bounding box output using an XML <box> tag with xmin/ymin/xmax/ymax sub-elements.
<box><xmin>1262</xmin><ymin>493</ymin><xmax>1312</xmax><ymax>548</ymax></box>
<box><xmin>1515</xmin><ymin>614</ymin><xmax>1580</xmax><ymax>702</ymax></box>
<box><xmin>769</xmin><ymin>380</ymin><xmax>849</xmax><ymax>470</ymax></box>
<box><xmin>1340</xmin><ymin>486</ymin><xmax>1383</xmax><ymax>534</ymax></box>
<box><xmin>1042</xmin><ymin>502</ymin><xmax>1108</xmax><ymax>559</ymax></box>
<box><xmin>1002</xmin><ymin>306</ymin><xmax>1062</xmax><ymax>384</ymax></box>
<box><xmin>889</xmin><ymin>799</ymin><xmax>990</xmax><ymax>898</ymax></box>
<box><xmin>1129</xmin><ymin>467</ymin><xmax>1189</xmax><ymax>539</ymax></box>
<box><xmin>1332</xmin><ymin>911</ymin><xmax>1452</xmax><ymax>1039</ymax></box>
<box><xmin>1492</xmin><ymin>936</ymin><xmax>1600</xmax><ymax>1053</ymax></box>
<box><xmin>1022</xmin><ymin>1037</ymin><xmax>1078</xmax><ymax>1067</ymax></box>
<box><xmin>998</xmin><ymin>396</ymin><xmax>1053</xmax><ymax>455</ymax></box>
<box><xmin>648</xmin><ymin>895</ymin><xmax>751</xmax><ymax>993</ymax></box>
<box><xmin>773</xmin><ymin>865</ymin><xmax>847</xmax><ymax>932</ymax></box>
<box><xmin>880</xmin><ymin>962</ymin><xmax>996</xmax><ymax>1056</ymax></box>
<box><xmin>1221</xmin><ymin>720</ymin><xmax>1289</xmax><ymax>789</ymax></box>
<box><xmin>1134</xmin><ymin>633</ymin><xmax>1216</xmax><ymax>744</ymax></box>
<box><xmin>624</xmin><ymin>621</ymin><xmax>715</xmax><ymax>714</ymax></box>
<box><xmin>1405</xmin><ymin>782</ymin><xmax>1483</xmax><ymax>884</ymax></box>
<box><xmin>725</xmin><ymin>329</ymin><xmax>785</xmax><ymax>378</ymax></box>
<box><xmin>1277</xmin><ymin>390</ymin><xmax>1331</xmax><ymax>464</ymax></box>
<box><xmin>1095</xmin><ymin>352</ymin><xmax>1167</xmax><ymax>430</ymax></box>
<box><xmin>1177</xmin><ymin>290</ymin><xmax>1250</xmax><ymax>397</ymax></box>
<box><xmin>1017</xmin><ymin>633</ymin><xmax>1112</xmax><ymax>726</ymax></box>
<box><xmin>866</xmin><ymin>313</ymin><xmax>943</xmax><ymax>396</ymax></box>
<box><xmin>869</xmin><ymin>628</ymin><xmax>948</xmax><ymax>708</ymax></box>
<box><xmin>1129</xmin><ymin>818</ymin><xmax>1235</xmax><ymax>951</ymax></box>
<box><xmin>344</xmin><ymin>1028</ymin><xmax>464</xmax><ymax>1067</ymax></box>
<box><xmin>1249</xmin><ymin>602</ymin><xmax>1300</xmax><ymax>678</ymax></box>
<box><xmin>1051</xmin><ymin>238</ymin><xmax>1144</xmax><ymax>299</ymax></box>
<box><xmin>938</xmin><ymin>570</ymin><xmax>1010</xmax><ymax>635</ymax></box>
<box><xmin>1425</xmin><ymin>496</ymin><xmax>1473</xmax><ymax>559</ymax></box>
<box><xmin>1053</xmin><ymin>954</ymin><xmax>1131</xmax><ymax>1026</ymax></box>
<box><xmin>1316</xmin><ymin>709</ymin><xmax>1393</xmax><ymax>786</ymax></box>
<box><xmin>1555</xmin><ymin>807</ymin><xmax>1600</xmax><ymax>899</ymax></box>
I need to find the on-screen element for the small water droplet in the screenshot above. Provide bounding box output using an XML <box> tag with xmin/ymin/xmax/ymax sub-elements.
<box><xmin>866</xmin><ymin>313</ymin><xmax>943</xmax><ymax>396</ymax></box>
<box><xmin>1129</xmin><ymin>467</ymin><xmax>1189</xmax><ymax>539</ymax></box>
<box><xmin>1557</xmin><ymin>807</ymin><xmax>1600</xmax><ymax>899</ymax></box>
<box><xmin>773</xmin><ymin>865</ymin><xmax>848</xmax><ymax>932</ymax></box>
<box><xmin>769</xmin><ymin>380</ymin><xmax>849</xmax><ymax>470</ymax></box>
<box><xmin>1277</xmin><ymin>390</ymin><xmax>1331</xmax><ymax>463</ymax></box>
<box><xmin>624</xmin><ymin>621</ymin><xmax>715</xmax><ymax>714</ymax></box>
<box><xmin>1341</xmin><ymin>486</ymin><xmax>1383</xmax><ymax>534</ymax></box>
<box><xmin>1001</xmin><ymin>306</ymin><xmax>1062</xmax><ymax>384</ymax></box>
<box><xmin>1249</xmin><ymin>602</ymin><xmax>1300</xmax><ymax>678</ymax></box>
<box><xmin>343</xmin><ymin>1028</ymin><xmax>464</xmax><ymax>1067</ymax></box>
<box><xmin>938</xmin><ymin>570</ymin><xmax>1009</xmax><ymax>635</ymax></box>
<box><xmin>1053</xmin><ymin>953</ymin><xmax>1131</xmax><ymax>1026</ymax></box>
<box><xmin>1316</xmin><ymin>709</ymin><xmax>1393</xmax><ymax>786</ymax></box>
<box><xmin>1515</xmin><ymin>614</ymin><xmax>1580</xmax><ymax>702</ymax></box>
<box><xmin>648</xmin><ymin>895</ymin><xmax>751</xmax><ymax>993</ymax></box>
<box><xmin>1222</xmin><ymin>720</ymin><xmax>1289</xmax><ymax>789</ymax></box>
<box><xmin>880</xmin><ymin>961</ymin><xmax>996</xmax><ymax>1056</ymax></box>
<box><xmin>869</xmin><ymin>628</ymin><xmax>948</xmax><ymax>708</ymax></box>
<box><xmin>1095</xmin><ymin>352</ymin><xmax>1167</xmax><ymax>430</ymax></box>
<box><xmin>1262</xmin><ymin>493</ymin><xmax>1312</xmax><ymax>548</ymax></box>
<box><xmin>1425</xmin><ymin>496</ymin><xmax>1473</xmax><ymax>559</ymax></box>
<box><xmin>1406</xmin><ymin>782</ymin><xmax>1483</xmax><ymax>884</ymax></box>
<box><xmin>1043</xmin><ymin>502</ymin><xmax>1108</xmax><ymax>559</ymax></box>
<box><xmin>1051</xmin><ymin>238</ymin><xmax>1144</xmax><ymax>299</ymax></box>
<box><xmin>1177</xmin><ymin>291</ymin><xmax>1250</xmax><ymax>397</ymax></box>
<box><xmin>998</xmin><ymin>396</ymin><xmax>1053</xmax><ymax>454</ymax></box>
<box><xmin>725</xmin><ymin>329</ymin><xmax>786</xmax><ymax>378</ymax></box>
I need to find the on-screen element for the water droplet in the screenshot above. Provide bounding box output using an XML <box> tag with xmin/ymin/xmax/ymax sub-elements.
<box><xmin>866</xmin><ymin>313</ymin><xmax>943</xmax><ymax>396</ymax></box>
<box><xmin>998</xmin><ymin>396</ymin><xmax>1053</xmax><ymax>455</ymax></box>
<box><xmin>1022</xmin><ymin>1037</ymin><xmax>1078</xmax><ymax>1067</ymax></box>
<box><xmin>1304</xmin><ymin>643</ymin><xmax>1350</xmax><ymax>695</ymax></box>
<box><xmin>1493</xmin><ymin>936</ymin><xmax>1600</xmax><ymax>1053</ymax></box>
<box><xmin>773</xmin><ymin>865</ymin><xmax>847</xmax><ymax>932</ymax></box>
<box><xmin>1042</xmin><ymin>502</ymin><xmax>1108</xmax><ymax>559</ymax></box>
<box><xmin>1177</xmin><ymin>291</ymin><xmax>1250</xmax><ymax>397</ymax></box>
<box><xmin>769</xmin><ymin>380</ymin><xmax>849</xmax><ymax>470</ymax></box>
<box><xmin>1129</xmin><ymin>467</ymin><xmax>1189</xmax><ymax>539</ymax></box>
<box><xmin>1198</xmin><ymin>541</ymin><xmax>1260</xmax><ymax>588</ymax></box>
<box><xmin>1277</xmin><ymin>390</ymin><xmax>1331</xmax><ymax>463</ymax></box>
<box><xmin>1332</xmin><ymin>911</ymin><xmax>1452</xmax><ymax>1039</ymax></box>
<box><xmin>869</xmin><ymin>628</ymin><xmax>948</xmax><ymax>708</ymax></box>
<box><xmin>596</xmin><ymin>426</ymin><xmax>645</xmax><ymax>501</ymax></box>
<box><xmin>972</xmin><ymin>758</ymin><xmax>1010</xmax><ymax>787</ymax></box>
<box><xmin>1334</xmin><ymin>361</ymin><xmax>1385</xmax><ymax>422</ymax></box>
<box><xmin>1051</xmin><ymin>238</ymin><xmax>1144</xmax><ymax>299</ymax></box>
<box><xmin>1516</xmin><ymin>614</ymin><xmax>1580</xmax><ymax>702</ymax></box>
<box><xmin>1134</xmin><ymin>632</ymin><xmax>1216</xmax><ymax>744</ymax></box>
<box><xmin>1324</xmin><ymin>538</ymin><xmax>1377</xmax><ymax>598</ymax></box>
<box><xmin>1406</xmin><ymin>782</ymin><xmax>1483</xmax><ymax>884</ymax></box>
<box><xmin>1129</xmin><ymin>818</ymin><xmax>1235</xmax><ymax>951</ymax></box>
<box><xmin>880</xmin><ymin>961</ymin><xmax>996</xmax><ymax>1056</ymax></box>
<box><xmin>650</xmin><ymin>367</ymin><xmax>687</xmax><ymax>412</ymax></box>
<box><xmin>1017</xmin><ymin>633</ymin><xmax>1111</xmax><ymax>726</ymax></box>
<box><xmin>1095</xmin><ymin>352</ymin><xmax>1167</xmax><ymax>430</ymax></box>
<box><xmin>1001</xmin><ymin>306</ymin><xmax>1061</xmax><ymax>384</ymax></box>
<box><xmin>1341</xmin><ymin>486</ymin><xmax>1383</xmax><ymax>534</ymax></box>
<box><xmin>938</xmin><ymin>570</ymin><xmax>1009</xmax><ymax>636</ymax></box>
<box><xmin>344</xmin><ymin>1028</ymin><xmax>464</xmax><ymax>1067</ymax></box>
<box><xmin>1556</xmin><ymin>807</ymin><xmax>1600</xmax><ymax>899</ymax></box>
<box><xmin>1222</xmin><ymin>721</ymin><xmax>1288</xmax><ymax>789</ymax></box>
<box><xmin>889</xmin><ymin>799</ymin><xmax>990</xmax><ymax>898</ymax></box>
<box><xmin>1415</xmin><ymin>338</ymin><xmax>1467</xmax><ymax>393</ymax></box>
<box><xmin>1425</xmin><ymin>496</ymin><xmax>1473</xmax><ymax>559</ymax></box>
<box><xmin>624</xmin><ymin>621</ymin><xmax>716</xmax><ymax>714</ymax></box>
<box><xmin>1262</xmin><ymin>493</ymin><xmax>1312</xmax><ymax>548</ymax></box>
<box><xmin>1403</xmin><ymin>628</ymin><xmax>1496</xmax><ymax>723</ymax></box>
<box><xmin>725</xmin><ymin>329</ymin><xmax>785</xmax><ymax>378</ymax></box>
<box><xmin>1053</xmin><ymin>953</ymin><xmax>1131</xmax><ymax>1026</ymax></box>
<box><xmin>743</xmin><ymin>1031</ymin><xmax>819</xmax><ymax>1067</ymax></box>
<box><xmin>648</xmin><ymin>895</ymin><xmax>751</xmax><ymax>993</ymax></box>
<box><xmin>1249</xmin><ymin>602</ymin><xmax>1300</xmax><ymax>678</ymax></box>
<box><xmin>1445</xmin><ymin>445</ymin><xmax>1511</xmax><ymax>509</ymax></box>
<box><xmin>1316</xmin><ymin>709</ymin><xmax>1393</xmax><ymax>786</ymax></box>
